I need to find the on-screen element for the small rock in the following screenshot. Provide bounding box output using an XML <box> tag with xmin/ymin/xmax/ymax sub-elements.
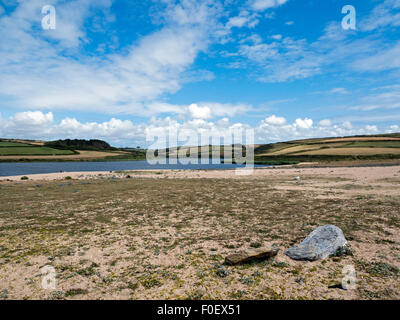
<box><xmin>216</xmin><ymin>266</ymin><xmax>230</xmax><ymax>278</ymax></box>
<box><xmin>225</xmin><ymin>247</ymin><xmax>279</xmax><ymax>265</ymax></box>
<box><xmin>0</xmin><ymin>289</ymin><xmax>8</xmax><ymax>299</ymax></box>
<box><xmin>295</xmin><ymin>276</ymin><xmax>304</xmax><ymax>284</ymax></box>
<box><xmin>296</xmin><ymin>176</ymin><xmax>301</xmax><ymax>181</ymax></box>
<box><xmin>285</xmin><ymin>225</ymin><xmax>347</xmax><ymax>261</ymax></box>
<box><xmin>48</xmin><ymin>290</ymin><xmax>65</xmax><ymax>300</ymax></box>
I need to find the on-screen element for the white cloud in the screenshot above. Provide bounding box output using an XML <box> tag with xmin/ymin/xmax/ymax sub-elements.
<box><xmin>330</xmin><ymin>88</ymin><xmax>350</xmax><ymax>95</ymax></box>
<box><xmin>360</xmin><ymin>0</ymin><xmax>400</xmax><ymax>31</ymax></box>
<box><xmin>343</xmin><ymin>121</ymin><xmax>353</xmax><ymax>130</ymax></box>
<box><xmin>353</xmin><ymin>41</ymin><xmax>400</xmax><ymax>72</ymax></box>
<box><xmin>263</xmin><ymin>115</ymin><xmax>286</xmax><ymax>125</ymax></box>
<box><xmin>226</xmin><ymin>11</ymin><xmax>260</xmax><ymax>29</ymax></box>
<box><xmin>188</xmin><ymin>104</ymin><xmax>212</xmax><ymax>119</ymax></box>
<box><xmin>319</xmin><ymin>119</ymin><xmax>332</xmax><ymax>127</ymax></box>
<box><xmin>295</xmin><ymin>118</ymin><xmax>313</xmax><ymax>129</ymax></box>
<box><xmin>250</xmin><ymin>0</ymin><xmax>288</xmax><ymax>12</ymax></box>
<box><xmin>349</xmin><ymin>85</ymin><xmax>400</xmax><ymax>111</ymax></box>
<box><xmin>227</xmin><ymin>0</ymin><xmax>400</xmax><ymax>83</ymax></box>
<box><xmin>0</xmin><ymin>0</ymin><xmax>222</xmax><ymax>115</ymax></box>
<box><xmin>0</xmin><ymin>111</ymin><xmax>395</xmax><ymax>147</ymax></box>
<box><xmin>365</xmin><ymin>125</ymin><xmax>378</xmax><ymax>132</ymax></box>
<box><xmin>13</xmin><ymin>111</ymin><xmax>53</xmax><ymax>126</ymax></box>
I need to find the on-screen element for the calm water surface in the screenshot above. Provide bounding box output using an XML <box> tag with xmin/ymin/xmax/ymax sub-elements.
<box><xmin>0</xmin><ymin>160</ymin><xmax>269</xmax><ymax>177</ymax></box>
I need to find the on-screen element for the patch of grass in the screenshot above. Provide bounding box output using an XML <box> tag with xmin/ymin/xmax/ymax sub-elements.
<box><xmin>271</xmin><ymin>261</ymin><xmax>289</xmax><ymax>268</ymax></box>
<box><xmin>127</xmin><ymin>282</ymin><xmax>139</xmax><ymax>291</ymax></box>
<box><xmin>0</xmin><ymin>147</ymin><xmax>74</xmax><ymax>156</ymax></box>
<box><xmin>239</xmin><ymin>276</ymin><xmax>255</xmax><ymax>285</ymax></box>
<box><xmin>356</xmin><ymin>260</ymin><xmax>399</xmax><ymax>277</ymax></box>
<box><xmin>330</xmin><ymin>244</ymin><xmax>355</xmax><ymax>258</ymax></box>
<box><xmin>65</xmin><ymin>288</ymin><xmax>88</xmax><ymax>297</ymax></box>
<box><xmin>250</xmin><ymin>242</ymin><xmax>262</xmax><ymax>248</ymax></box>
<box><xmin>0</xmin><ymin>142</ymin><xmax>31</xmax><ymax>147</ymax></box>
<box><xmin>140</xmin><ymin>274</ymin><xmax>163</xmax><ymax>289</ymax></box>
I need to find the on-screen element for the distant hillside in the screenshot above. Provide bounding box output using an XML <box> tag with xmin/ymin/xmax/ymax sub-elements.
<box><xmin>254</xmin><ymin>133</ymin><xmax>400</xmax><ymax>164</ymax></box>
<box><xmin>151</xmin><ymin>133</ymin><xmax>400</xmax><ymax>165</ymax></box>
<box><xmin>0</xmin><ymin>138</ymin><xmax>146</xmax><ymax>162</ymax></box>
<box><xmin>45</xmin><ymin>139</ymin><xmax>115</xmax><ymax>151</ymax></box>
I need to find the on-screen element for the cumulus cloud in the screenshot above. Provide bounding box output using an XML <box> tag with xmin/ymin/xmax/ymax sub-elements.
<box><xmin>262</xmin><ymin>115</ymin><xmax>286</xmax><ymax>125</ymax></box>
<box><xmin>188</xmin><ymin>104</ymin><xmax>212</xmax><ymax>119</ymax></box>
<box><xmin>342</xmin><ymin>121</ymin><xmax>353</xmax><ymax>129</ymax></box>
<box><xmin>295</xmin><ymin>118</ymin><xmax>313</xmax><ymax>129</ymax></box>
<box><xmin>12</xmin><ymin>111</ymin><xmax>54</xmax><ymax>126</ymax></box>
<box><xmin>0</xmin><ymin>111</ymin><xmax>396</xmax><ymax>147</ymax></box>
<box><xmin>365</xmin><ymin>124</ymin><xmax>378</xmax><ymax>132</ymax></box>
<box><xmin>388</xmin><ymin>124</ymin><xmax>400</xmax><ymax>132</ymax></box>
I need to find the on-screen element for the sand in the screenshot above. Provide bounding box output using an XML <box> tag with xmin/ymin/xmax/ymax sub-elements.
<box><xmin>1</xmin><ymin>164</ymin><xmax>399</xmax><ymax>183</ymax></box>
<box><xmin>0</xmin><ymin>164</ymin><xmax>399</xmax><ymax>300</ymax></box>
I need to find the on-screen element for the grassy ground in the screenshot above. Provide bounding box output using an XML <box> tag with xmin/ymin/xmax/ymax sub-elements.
<box><xmin>0</xmin><ymin>169</ymin><xmax>399</xmax><ymax>300</ymax></box>
<box><xmin>0</xmin><ymin>147</ymin><xmax>74</xmax><ymax>156</ymax></box>
<box><xmin>0</xmin><ymin>140</ymin><xmax>146</xmax><ymax>161</ymax></box>
<box><xmin>294</xmin><ymin>148</ymin><xmax>400</xmax><ymax>156</ymax></box>
<box><xmin>253</xmin><ymin>135</ymin><xmax>400</xmax><ymax>164</ymax></box>
<box><xmin>0</xmin><ymin>142</ymin><xmax>32</xmax><ymax>147</ymax></box>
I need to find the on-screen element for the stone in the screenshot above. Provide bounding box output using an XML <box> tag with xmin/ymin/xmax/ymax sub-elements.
<box><xmin>285</xmin><ymin>225</ymin><xmax>347</xmax><ymax>261</ymax></box>
<box><xmin>224</xmin><ymin>247</ymin><xmax>279</xmax><ymax>265</ymax></box>
<box><xmin>0</xmin><ymin>289</ymin><xmax>8</xmax><ymax>299</ymax></box>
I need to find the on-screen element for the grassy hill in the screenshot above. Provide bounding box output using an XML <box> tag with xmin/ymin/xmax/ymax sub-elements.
<box><xmin>0</xmin><ymin>139</ymin><xmax>146</xmax><ymax>162</ymax></box>
<box><xmin>0</xmin><ymin>141</ymin><xmax>75</xmax><ymax>156</ymax></box>
<box><xmin>253</xmin><ymin>133</ymin><xmax>400</xmax><ymax>164</ymax></box>
<box><xmin>2</xmin><ymin>133</ymin><xmax>400</xmax><ymax>164</ymax></box>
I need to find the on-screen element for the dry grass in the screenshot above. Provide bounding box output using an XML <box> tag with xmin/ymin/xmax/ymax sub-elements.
<box><xmin>322</xmin><ymin>138</ymin><xmax>400</xmax><ymax>142</ymax></box>
<box><xmin>0</xmin><ymin>150</ymin><xmax>127</xmax><ymax>161</ymax></box>
<box><xmin>294</xmin><ymin>148</ymin><xmax>400</xmax><ymax>156</ymax></box>
<box><xmin>0</xmin><ymin>169</ymin><xmax>399</xmax><ymax>300</ymax></box>
<box><xmin>260</xmin><ymin>144</ymin><xmax>346</xmax><ymax>156</ymax></box>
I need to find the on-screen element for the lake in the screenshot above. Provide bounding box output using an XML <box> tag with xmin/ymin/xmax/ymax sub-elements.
<box><xmin>0</xmin><ymin>160</ymin><xmax>269</xmax><ymax>177</ymax></box>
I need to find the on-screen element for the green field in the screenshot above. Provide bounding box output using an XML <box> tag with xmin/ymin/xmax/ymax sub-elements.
<box><xmin>0</xmin><ymin>146</ymin><xmax>74</xmax><ymax>156</ymax></box>
<box><xmin>0</xmin><ymin>141</ymin><xmax>31</xmax><ymax>147</ymax></box>
<box><xmin>253</xmin><ymin>134</ymin><xmax>400</xmax><ymax>164</ymax></box>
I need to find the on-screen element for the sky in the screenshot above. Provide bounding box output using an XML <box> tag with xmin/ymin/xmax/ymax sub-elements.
<box><xmin>0</xmin><ymin>0</ymin><xmax>399</xmax><ymax>147</ymax></box>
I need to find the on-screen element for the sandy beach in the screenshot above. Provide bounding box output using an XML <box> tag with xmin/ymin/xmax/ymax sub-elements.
<box><xmin>0</xmin><ymin>164</ymin><xmax>399</xmax><ymax>300</ymax></box>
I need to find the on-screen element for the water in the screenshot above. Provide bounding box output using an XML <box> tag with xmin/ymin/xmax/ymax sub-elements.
<box><xmin>0</xmin><ymin>160</ymin><xmax>268</xmax><ymax>177</ymax></box>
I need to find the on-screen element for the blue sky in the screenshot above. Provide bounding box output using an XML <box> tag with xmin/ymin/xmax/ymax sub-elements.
<box><xmin>0</xmin><ymin>0</ymin><xmax>399</xmax><ymax>147</ymax></box>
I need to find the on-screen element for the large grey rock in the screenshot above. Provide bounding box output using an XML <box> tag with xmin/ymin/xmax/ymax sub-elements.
<box><xmin>285</xmin><ymin>225</ymin><xmax>347</xmax><ymax>261</ymax></box>
<box><xmin>225</xmin><ymin>247</ymin><xmax>279</xmax><ymax>265</ymax></box>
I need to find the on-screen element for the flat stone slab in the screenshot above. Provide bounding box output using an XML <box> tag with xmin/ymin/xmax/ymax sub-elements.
<box><xmin>285</xmin><ymin>225</ymin><xmax>347</xmax><ymax>261</ymax></box>
<box><xmin>225</xmin><ymin>247</ymin><xmax>279</xmax><ymax>265</ymax></box>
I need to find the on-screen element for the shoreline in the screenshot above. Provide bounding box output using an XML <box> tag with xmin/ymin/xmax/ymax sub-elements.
<box><xmin>1</xmin><ymin>164</ymin><xmax>399</xmax><ymax>182</ymax></box>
